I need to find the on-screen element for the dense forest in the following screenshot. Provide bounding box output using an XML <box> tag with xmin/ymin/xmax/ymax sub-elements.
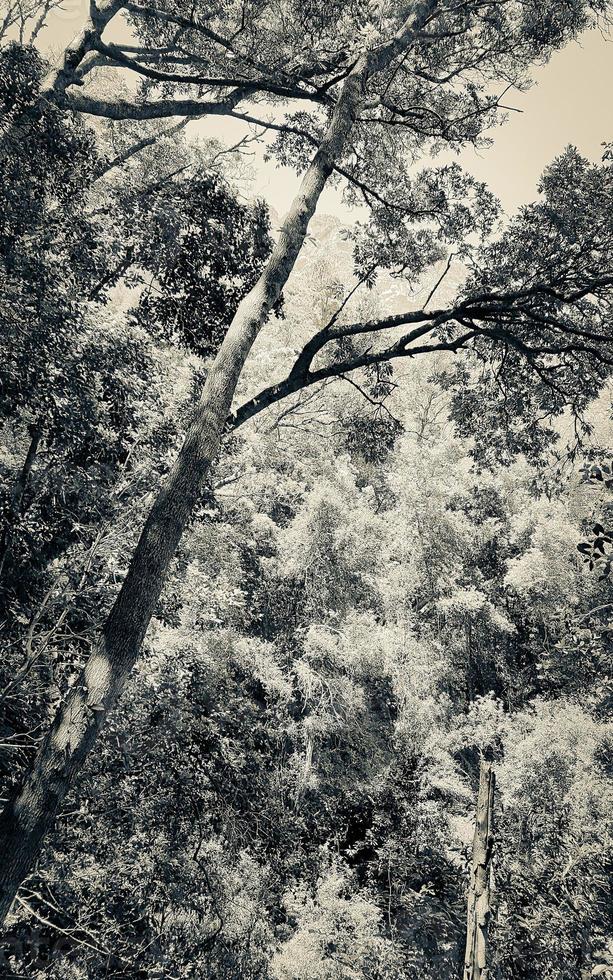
<box><xmin>0</xmin><ymin>0</ymin><xmax>612</xmax><ymax>976</ymax></box>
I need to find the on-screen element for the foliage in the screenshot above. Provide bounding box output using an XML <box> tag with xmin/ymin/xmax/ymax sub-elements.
<box><xmin>1</xmin><ymin>2</ymin><xmax>612</xmax><ymax>977</ymax></box>
<box><xmin>133</xmin><ymin>177</ymin><xmax>274</xmax><ymax>358</ymax></box>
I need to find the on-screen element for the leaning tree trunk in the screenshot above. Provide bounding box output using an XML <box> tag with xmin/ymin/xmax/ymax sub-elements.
<box><xmin>463</xmin><ymin>759</ymin><xmax>495</xmax><ymax>980</ymax></box>
<box><xmin>0</xmin><ymin>2</ymin><xmax>437</xmax><ymax>923</ymax></box>
<box><xmin>0</xmin><ymin>91</ymin><xmax>356</xmax><ymax>925</ymax></box>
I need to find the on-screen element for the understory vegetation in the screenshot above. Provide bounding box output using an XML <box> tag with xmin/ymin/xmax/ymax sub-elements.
<box><xmin>0</xmin><ymin>0</ymin><xmax>612</xmax><ymax>976</ymax></box>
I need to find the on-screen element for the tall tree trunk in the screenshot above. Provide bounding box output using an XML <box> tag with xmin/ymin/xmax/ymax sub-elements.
<box><xmin>0</xmin><ymin>424</ymin><xmax>42</xmax><ymax>580</ymax></box>
<box><xmin>0</xmin><ymin>3</ymin><xmax>437</xmax><ymax>923</ymax></box>
<box><xmin>463</xmin><ymin>759</ymin><xmax>495</xmax><ymax>980</ymax></box>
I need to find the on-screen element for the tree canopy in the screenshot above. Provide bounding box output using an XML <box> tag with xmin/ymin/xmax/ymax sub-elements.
<box><xmin>0</xmin><ymin>0</ymin><xmax>612</xmax><ymax>976</ymax></box>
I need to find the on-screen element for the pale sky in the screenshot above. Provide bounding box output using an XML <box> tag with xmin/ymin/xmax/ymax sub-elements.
<box><xmin>38</xmin><ymin>6</ymin><xmax>613</xmax><ymax>218</ymax></box>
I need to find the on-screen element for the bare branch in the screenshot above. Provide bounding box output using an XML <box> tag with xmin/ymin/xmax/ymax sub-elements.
<box><xmin>228</xmin><ymin>269</ymin><xmax>613</xmax><ymax>431</ymax></box>
<box><xmin>91</xmin><ymin>39</ymin><xmax>328</xmax><ymax>103</ymax></box>
<box><xmin>61</xmin><ymin>89</ymin><xmax>245</xmax><ymax>120</ymax></box>
<box><xmin>338</xmin><ymin>373</ymin><xmax>401</xmax><ymax>424</ymax></box>
<box><xmin>93</xmin><ymin>119</ymin><xmax>188</xmax><ymax>180</ymax></box>
<box><xmin>424</xmin><ymin>252</ymin><xmax>455</xmax><ymax>308</ymax></box>
<box><xmin>228</xmin><ymin>326</ymin><xmax>475</xmax><ymax>432</ymax></box>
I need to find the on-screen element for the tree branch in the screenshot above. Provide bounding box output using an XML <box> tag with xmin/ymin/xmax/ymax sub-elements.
<box><xmin>92</xmin><ymin>39</ymin><xmax>328</xmax><ymax>103</ymax></box>
<box><xmin>228</xmin><ymin>270</ymin><xmax>613</xmax><ymax>431</ymax></box>
<box><xmin>61</xmin><ymin>89</ymin><xmax>246</xmax><ymax>120</ymax></box>
<box><xmin>93</xmin><ymin>119</ymin><xmax>188</xmax><ymax>180</ymax></box>
<box><xmin>228</xmin><ymin>327</ymin><xmax>475</xmax><ymax>432</ymax></box>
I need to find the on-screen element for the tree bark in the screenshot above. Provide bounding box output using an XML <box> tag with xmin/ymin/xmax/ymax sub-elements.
<box><xmin>0</xmin><ymin>2</ymin><xmax>437</xmax><ymax>924</ymax></box>
<box><xmin>463</xmin><ymin>759</ymin><xmax>495</xmax><ymax>980</ymax></box>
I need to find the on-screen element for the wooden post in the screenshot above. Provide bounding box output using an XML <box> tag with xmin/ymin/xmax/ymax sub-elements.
<box><xmin>463</xmin><ymin>759</ymin><xmax>495</xmax><ymax>980</ymax></box>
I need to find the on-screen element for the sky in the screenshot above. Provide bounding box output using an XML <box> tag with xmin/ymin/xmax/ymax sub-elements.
<box><xmin>223</xmin><ymin>26</ymin><xmax>613</xmax><ymax>218</ymax></box>
<box><xmin>38</xmin><ymin>4</ymin><xmax>613</xmax><ymax>219</ymax></box>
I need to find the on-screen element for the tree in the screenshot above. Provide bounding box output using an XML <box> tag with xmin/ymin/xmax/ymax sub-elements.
<box><xmin>1</xmin><ymin>0</ymin><xmax>612</xmax><ymax>924</ymax></box>
<box><xmin>0</xmin><ymin>288</ymin><xmax>609</xmax><ymax>974</ymax></box>
<box><xmin>463</xmin><ymin>759</ymin><xmax>495</xmax><ymax>980</ymax></box>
